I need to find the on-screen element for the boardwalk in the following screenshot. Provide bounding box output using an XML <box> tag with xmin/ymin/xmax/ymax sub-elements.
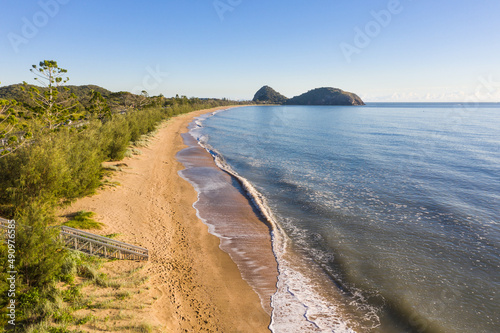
<box><xmin>0</xmin><ymin>217</ymin><xmax>148</xmax><ymax>261</ymax></box>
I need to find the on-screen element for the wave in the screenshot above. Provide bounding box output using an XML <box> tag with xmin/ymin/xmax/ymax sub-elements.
<box><xmin>190</xmin><ymin>111</ymin><xmax>360</xmax><ymax>333</ymax></box>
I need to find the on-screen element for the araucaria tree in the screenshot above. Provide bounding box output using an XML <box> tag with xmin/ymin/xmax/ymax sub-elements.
<box><xmin>23</xmin><ymin>60</ymin><xmax>79</xmax><ymax>129</ymax></box>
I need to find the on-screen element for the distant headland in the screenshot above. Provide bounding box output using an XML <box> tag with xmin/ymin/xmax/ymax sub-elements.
<box><xmin>253</xmin><ymin>85</ymin><xmax>365</xmax><ymax>106</ymax></box>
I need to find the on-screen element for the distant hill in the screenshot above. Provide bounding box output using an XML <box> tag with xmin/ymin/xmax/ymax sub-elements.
<box><xmin>285</xmin><ymin>87</ymin><xmax>364</xmax><ymax>106</ymax></box>
<box><xmin>0</xmin><ymin>84</ymin><xmax>151</xmax><ymax>111</ymax></box>
<box><xmin>0</xmin><ymin>84</ymin><xmax>114</xmax><ymax>106</ymax></box>
<box><xmin>253</xmin><ymin>85</ymin><xmax>288</xmax><ymax>104</ymax></box>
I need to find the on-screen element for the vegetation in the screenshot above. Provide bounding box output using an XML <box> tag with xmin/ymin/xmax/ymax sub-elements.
<box><xmin>252</xmin><ymin>85</ymin><xmax>288</xmax><ymax>104</ymax></box>
<box><xmin>0</xmin><ymin>83</ymin><xmax>32</xmax><ymax>157</ymax></box>
<box><xmin>63</xmin><ymin>211</ymin><xmax>104</xmax><ymax>230</ymax></box>
<box><xmin>0</xmin><ymin>59</ymin><xmax>247</xmax><ymax>331</ymax></box>
<box><xmin>0</xmin><ymin>249</ymin><xmax>154</xmax><ymax>332</ymax></box>
<box><xmin>22</xmin><ymin>60</ymin><xmax>80</xmax><ymax>130</ymax></box>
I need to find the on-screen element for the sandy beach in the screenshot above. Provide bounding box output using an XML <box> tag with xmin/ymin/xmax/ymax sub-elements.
<box><xmin>61</xmin><ymin>107</ymin><xmax>273</xmax><ymax>332</ymax></box>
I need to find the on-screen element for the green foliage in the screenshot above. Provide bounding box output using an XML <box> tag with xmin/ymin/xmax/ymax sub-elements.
<box><xmin>16</xmin><ymin>283</ymin><xmax>63</xmax><ymax>325</ymax></box>
<box><xmin>100</xmin><ymin>116</ymin><xmax>131</xmax><ymax>160</ymax></box>
<box><xmin>63</xmin><ymin>211</ymin><xmax>104</xmax><ymax>230</ymax></box>
<box><xmin>0</xmin><ymin>201</ymin><xmax>66</xmax><ymax>328</ymax></box>
<box><xmin>0</xmin><ymin>86</ymin><xmax>29</xmax><ymax>157</ymax></box>
<box><xmin>74</xmin><ymin>314</ymin><xmax>94</xmax><ymax>325</ymax></box>
<box><xmin>0</xmin><ymin>124</ymin><xmax>103</xmax><ymax>210</ymax></box>
<box><xmin>15</xmin><ymin>200</ymin><xmax>66</xmax><ymax>288</ymax></box>
<box><xmin>88</xmin><ymin>89</ymin><xmax>111</xmax><ymax>121</ymax></box>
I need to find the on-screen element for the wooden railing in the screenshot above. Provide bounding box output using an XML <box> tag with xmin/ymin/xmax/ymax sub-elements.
<box><xmin>0</xmin><ymin>218</ymin><xmax>148</xmax><ymax>261</ymax></box>
<box><xmin>60</xmin><ymin>226</ymin><xmax>149</xmax><ymax>260</ymax></box>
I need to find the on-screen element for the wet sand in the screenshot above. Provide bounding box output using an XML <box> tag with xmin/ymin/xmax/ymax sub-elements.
<box><xmin>61</xmin><ymin>106</ymin><xmax>275</xmax><ymax>332</ymax></box>
<box><xmin>177</xmin><ymin>119</ymin><xmax>278</xmax><ymax>314</ymax></box>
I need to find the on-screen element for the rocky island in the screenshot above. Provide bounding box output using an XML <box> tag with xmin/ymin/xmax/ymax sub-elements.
<box><xmin>252</xmin><ymin>85</ymin><xmax>364</xmax><ymax>106</ymax></box>
<box><xmin>252</xmin><ymin>85</ymin><xmax>288</xmax><ymax>104</ymax></box>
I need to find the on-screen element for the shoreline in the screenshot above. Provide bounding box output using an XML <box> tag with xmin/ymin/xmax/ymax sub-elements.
<box><xmin>177</xmin><ymin>109</ymin><xmax>279</xmax><ymax>315</ymax></box>
<box><xmin>61</xmin><ymin>106</ymin><xmax>272</xmax><ymax>332</ymax></box>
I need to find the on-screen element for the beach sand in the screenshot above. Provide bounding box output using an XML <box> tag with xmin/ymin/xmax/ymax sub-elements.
<box><xmin>60</xmin><ymin>107</ymin><xmax>273</xmax><ymax>332</ymax></box>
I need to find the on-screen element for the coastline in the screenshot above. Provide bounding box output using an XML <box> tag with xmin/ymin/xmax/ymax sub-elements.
<box><xmin>60</xmin><ymin>106</ymin><xmax>272</xmax><ymax>332</ymax></box>
<box><xmin>178</xmin><ymin>110</ymin><xmax>279</xmax><ymax>315</ymax></box>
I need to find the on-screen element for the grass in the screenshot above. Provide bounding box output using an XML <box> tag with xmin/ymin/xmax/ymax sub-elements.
<box><xmin>133</xmin><ymin>138</ymin><xmax>150</xmax><ymax>148</ymax></box>
<box><xmin>102</xmin><ymin>164</ymin><xmax>121</xmax><ymax>172</ymax></box>
<box><xmin>63</xmin><ymin>211</ymin><xmax>104</xmax><ymax>230</ymax></box>
<box><xmin>115</xmin><ymin>290</ymin><xmax>131</xmax><ymax>300</ymax></box>
<box><xmin>136</xmin><ymin>322</ymin><xmax>154</xmax><ymax>333</ymax></box>
<box><xmin>74</xmin><ymin>314</ymin><xmax>95</xmax><ymax>325</ymax></box>
<box><xmin>125</xmin><ymin>147</ymin><xmax>143</xmax><ymax>156</ymax></box>
<box><xmin>100</xmin><ymin>179</ymin><xmax>121</xmax><ymax>189</ymax></box>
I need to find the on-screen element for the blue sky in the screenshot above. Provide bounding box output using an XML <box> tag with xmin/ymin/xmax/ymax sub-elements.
<box><xmin>1</xmin><ymin>0</ymin><xmax>499</xmax><ymax>101</ymax></box>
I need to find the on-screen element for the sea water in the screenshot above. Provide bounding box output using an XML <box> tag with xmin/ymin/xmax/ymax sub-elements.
<box><xmin>189</xmin><ymin>104</ymin><xmax>500</xmax><ymax>332</ymax></box>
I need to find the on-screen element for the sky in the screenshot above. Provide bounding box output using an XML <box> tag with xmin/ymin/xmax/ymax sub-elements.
<box><xmin>1</xmin><ymin>0</ymin><xmax>499</xmax><ymax>102</ymax></box>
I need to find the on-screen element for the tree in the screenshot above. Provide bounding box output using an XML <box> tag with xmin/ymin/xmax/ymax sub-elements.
<box><xmin>0</xmin><ymin>100</ymin><xmax>18</xmax><ymax>147</ymax></box>
<box><xmin>15</xmin><ymin>200</ymin><xmax>65</xmax><ymax>289</ymax></box>
<box><xmin>0</xmin><ymin>82</ymin><xmax>31</xmax><ymax>158</ymax></box>
<box><xmin>88</xmin><ymin>89</ymin><xmax>111</xmax><ymax>122</ymax></box>
<box><xmin>134</xmin><ymin>90</ymin><xmax>150</xmax><ymax>109</ymax></box>
<box><xmin>22</xmin><ymin>60</ymin><xmax>79</xmax><ymax>130</ymax></box>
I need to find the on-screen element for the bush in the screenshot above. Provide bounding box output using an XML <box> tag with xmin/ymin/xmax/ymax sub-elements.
<box><xmin>100</xmin><ymin>116</ymin><xmax>131</xmax><ymax>160</ymax></box>
<box><xmin>15</xmin><ymin>200</ymin><xmax>66</xmax><ymax>289</ymax></box>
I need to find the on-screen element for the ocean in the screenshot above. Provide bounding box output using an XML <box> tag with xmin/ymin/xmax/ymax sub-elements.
<box><xmin>179</xmin><ymin>104</ymin><xmax>500</xmax><ymax>333</ymax></box>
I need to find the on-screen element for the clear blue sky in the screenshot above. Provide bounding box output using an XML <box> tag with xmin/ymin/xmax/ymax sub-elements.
<box><xmin>1</xmin><ymin>0</ymin><xmax>499</xmax><ymax>101</ymax></box>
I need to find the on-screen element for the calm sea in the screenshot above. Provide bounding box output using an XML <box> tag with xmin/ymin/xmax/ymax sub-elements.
<box><xmin>189</xmin><ymin>104</ymin><xmax>500</xmax><ymax>333</ymax></box>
